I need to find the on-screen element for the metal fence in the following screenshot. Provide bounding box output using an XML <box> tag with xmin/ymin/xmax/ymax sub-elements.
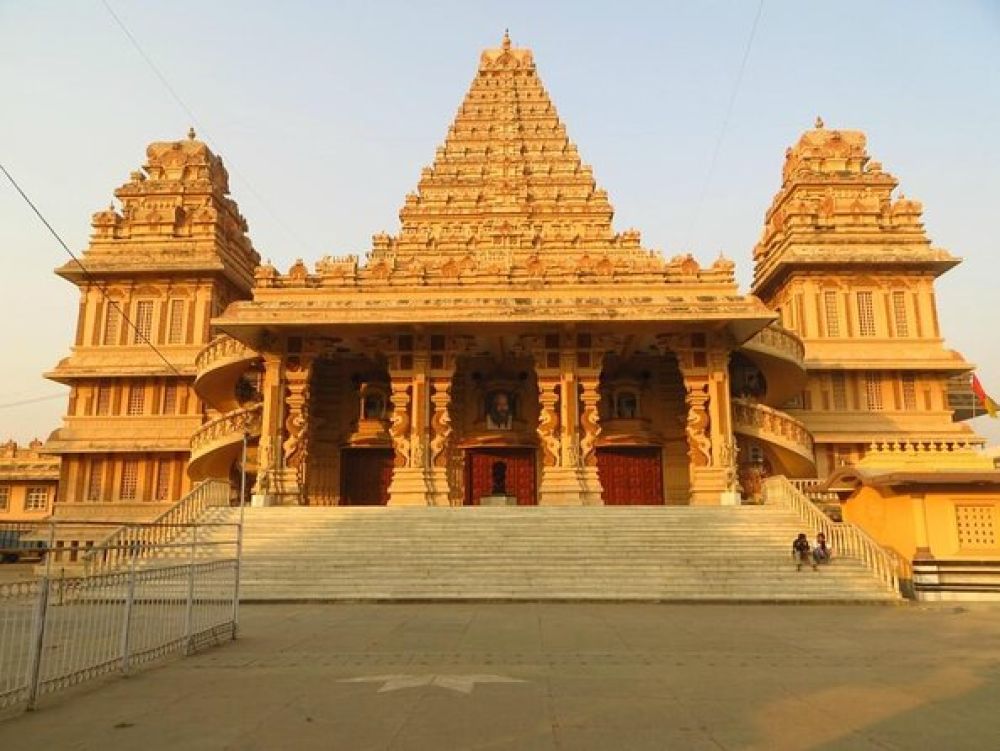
<box><xmin>1</xmin><ymin>519</ymin><xmax>241</xmax><ymax>714</ymax></box>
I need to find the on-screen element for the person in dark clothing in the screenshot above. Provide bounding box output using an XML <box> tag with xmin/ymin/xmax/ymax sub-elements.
<box><xmin>792</xmin><ymin>533</ymin><xmax>816</xmax><ymax>571</ymax></box>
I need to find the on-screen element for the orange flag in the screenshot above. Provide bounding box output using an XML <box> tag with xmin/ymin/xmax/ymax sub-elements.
<box><xmin>971</xmin><ymin>374</ymin><xmax>998</xmax><ymax>418</ymax></box>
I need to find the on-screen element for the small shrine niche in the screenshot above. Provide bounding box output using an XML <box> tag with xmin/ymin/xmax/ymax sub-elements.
<box><xmin>348</xmin><ymin>380</ymin><xmax>391</xmax><ymax>445</ymax></box>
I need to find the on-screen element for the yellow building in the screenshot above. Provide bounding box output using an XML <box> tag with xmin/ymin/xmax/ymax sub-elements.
<box><xmin>0</xmin><ymin>440</ymin><xmax>58</xmax><ymax>522</ymax></box>
<box><xmin>40</xmin><ymin>36</ymin><xmax>999</xmax><ymax>591</ymax></box>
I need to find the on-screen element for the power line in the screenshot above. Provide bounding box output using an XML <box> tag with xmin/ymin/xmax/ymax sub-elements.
<box><xmin>683</xmin><ymin>0</ymin><xmax>765</xmax><ymax>249</ymax></box>
<box><xmin>0</xmin><ymin>393</ymin><xmax>68</xmax><ymax>411</ymax></box>
<box><xmin>0</xmin><ymin>161</ymin><xmax>183</xmax><ymax>377</ymax></box>
<box><xmin>100</xmin><ymin>0</ymin><xmax>313</xmax><ymax>256</ymax></box>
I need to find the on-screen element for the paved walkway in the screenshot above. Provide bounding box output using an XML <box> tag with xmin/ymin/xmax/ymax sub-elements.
<box><xmin>2</xmin><ymin>603</ymin><xmax>999</xmax><ymax>750</ymax></box>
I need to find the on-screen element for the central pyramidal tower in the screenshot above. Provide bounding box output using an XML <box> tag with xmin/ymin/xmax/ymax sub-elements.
<box><xmin>370</xmin><ymin>31</ymin><xmax>652</xmax><ymax>273</ymax></box>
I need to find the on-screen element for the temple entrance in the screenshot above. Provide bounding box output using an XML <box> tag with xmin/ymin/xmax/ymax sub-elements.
<box><xmin>464</xmin><ymin>448</ymin><xmax>536</xmax><ymax>505</ymax></box>
<box><xmin>340</xmin><ymin>448</ymin><xmax>394</xmax><ymax>506</ymax></box>
<box><xmin>596</xmin><ymin>447</ymin><xmax>664</xmax><ymax>505</ymax></box>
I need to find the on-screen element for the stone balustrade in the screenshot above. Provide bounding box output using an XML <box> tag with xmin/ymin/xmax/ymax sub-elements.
<box><xmin>190</xmin><ymin>404</ymin><xmax>262</xmax><ymax>458</ymax></box>
<box><xmin>194</xmin><ymin>334</ymin><xmax>256</xmax><ymax>374</ymax></box>
<box><xmin>732</xmin><ymin>397</ymin><xmax>815</xmax><ymax>463</ymax></box>
<box><xmin>742</xmin><ymin>322</ymin><xmax>805</xmax><ymax>366</ymax></box>
<box><xmin>866</xmin><ymin>438</ymin><xmax>985</xmax><ymax>455</ymax></box>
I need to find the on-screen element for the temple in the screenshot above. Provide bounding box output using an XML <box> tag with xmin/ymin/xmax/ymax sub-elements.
<box><xmin>35</xmin><ymin>36</ymin><xmax>998</xmax><ymax>591</ymax></box>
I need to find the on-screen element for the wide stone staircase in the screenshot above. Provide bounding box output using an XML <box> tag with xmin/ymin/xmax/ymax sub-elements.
<box><xmin>193</xmin><ymin>506</ymin><xmax>899</xmax><ymax>602</ymax></box>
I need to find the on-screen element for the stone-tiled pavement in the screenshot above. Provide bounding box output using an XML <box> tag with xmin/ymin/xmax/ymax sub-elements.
<box><xmin>2</xmin><ymin>603</ymin><xmax>999</xmax><ymax>750</ymax></box>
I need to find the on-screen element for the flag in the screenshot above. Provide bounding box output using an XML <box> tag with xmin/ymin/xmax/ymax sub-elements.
<box><xmin>971</xmin><ymin>374</ymin><xmax>998</xmax><ymax>418</ymax></box>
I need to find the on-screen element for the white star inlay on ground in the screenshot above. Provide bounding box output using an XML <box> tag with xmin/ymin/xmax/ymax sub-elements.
<box><xmin>340</xmin><ymin>674</ymin><xmax>527</xmax><ymax>694</ymax></box>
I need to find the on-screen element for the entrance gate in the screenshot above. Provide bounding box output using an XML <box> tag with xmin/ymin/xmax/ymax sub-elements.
<box><xmin>596</xmin><ymin>446</ymin><xmax>664</xmax><ymax>505</ymax></box>
<box><xmin>464</xmin><ymin>448</ymin><xmax>537</xmax><ymax>505</ymax></box>
<box><xmin>340</xmin><ymin>448</ymin><xmax>394</xmax><ymax>505</ymax></box>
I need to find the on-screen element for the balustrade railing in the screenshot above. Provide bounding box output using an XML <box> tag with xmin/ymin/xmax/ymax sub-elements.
<box><xmin>82</xmin><ymin>479</ymin><xmax>231</xmax><ymax>574</ymax></box>
<box><xmin>732</xmin><ymin>398</ymin><xmax>814</xmax><ymax>457</ymax></box>
<box><xmin>743</xmin><ymin>322</ymin><xmax>805</xmax><ymax>364</ymax></box>
<box><xmin>190</xmin><ymin>404</ymin><xmax>262</xmax><ymax>456</ymax></box>
<box><xmin>762</xmin><ymin>475</ymin><xmax>900</xmax><ymax>595</ymax></box>
<box><xmin>194</xmin><ymin>334</ymin><xmax>255</xmax><ymax>375</ymax></box>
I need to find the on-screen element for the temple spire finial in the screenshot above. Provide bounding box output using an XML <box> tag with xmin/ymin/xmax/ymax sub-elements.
<box><xmin>814</xmin><ymin>116</ymin><xmax>824</xmax><ymax>129</ymax></box>
<box><xmin>502</xmin><ymin>28</ymin><xmax>511</xmax><ymax>50</ymax></box>
<box><xmin>187</xmin><ymin>126</ymin><xmax>197</xmax><ymax>140</ymax></box>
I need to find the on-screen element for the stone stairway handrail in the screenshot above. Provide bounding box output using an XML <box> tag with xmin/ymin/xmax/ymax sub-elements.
<box><xmin>732</xmin><ymin>398</ymin><xmax>814</xmax><ymax>457</ymax></box>
<box><xmin>82</xmin><ymin>479</ymin><xmax>231</xmax><ymax>574</ymax></box>
<box><xmin>743</xmin><ymin>322</ymin><xmax>805</xmax><ymax>364</ymax></box>
<box><xmin>190</xmin><ymin>404</ymin><xmax>263</xmax><ymax>454</ymax></box>
<box><xmin>194</xmin><ymin>334</ymin><xmax>256</xmax><ymax>374</ymax></box>
<box><xmin>762</xmin><ymin>475</ymin><xmax>899</xmax><ymax>595</ymax></box>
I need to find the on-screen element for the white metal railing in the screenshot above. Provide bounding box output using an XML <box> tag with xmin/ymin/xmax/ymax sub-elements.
<box><xmin>83</xmin><ymin>479</ymin><xmax>231</xmax><ymax>574</ymax></box>
<box><xmin>1</xmin><ymin>520</ymin><xmax>240</xmax><ymax>715</ymax></box>
<box><xmin>762</xmin><ymin>475</ymin><xmax>900</xmax><ymax>595</ymax></box>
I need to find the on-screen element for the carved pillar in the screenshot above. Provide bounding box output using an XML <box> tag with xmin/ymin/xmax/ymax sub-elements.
<box><xmin>272</xmin><ymin>354</ymin><xmax>314</xmax><ymax>505</ymax></box>
<box><xmin>576</xmin><ymin>370</ymin><xmax>604</xmax><ymax>502</ymax></box>
<box><xmin>534</xmin><ymin>335</ymin><xmax>603</xmax><ymax>505</ymax></box>
<box><xmin>386</xmin><ymin>349</ymin><xmax>435</xmax><ymax>506</ymax></box>
<box><xmin>671</xmin><ymin>333</ymin><xmax>731</xmax><ymax>505</ymax></box>
<box><xmin>427</xmin><ymin>373</ymin><xmax>455</xmax><ymax>506</ymax></box>
<box><xmin>252</xmin><ymin>353</ymin><xmax>283</xmax><ymax>505</ymax></box>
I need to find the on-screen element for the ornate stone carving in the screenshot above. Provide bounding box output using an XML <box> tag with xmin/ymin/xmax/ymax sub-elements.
<box><xmin>684</xmin><ymin>382</ymin><xmax>712</xmax><ymax>468</ymax></box>
<box><xmin>537</xmin><ymin>380</ymin><xmax>561</xmax><ymax>467</ymax></box>
<box><xmin>388</xmin><ymin>382</ymin><xmax>412</xmax><ymax>468</ymax></box>
<box><xmin>282</xmin><ymin>361</ymin><xmax>312</xmax><ymax>475</ymax></box>
<box><xmin>578</xmin><ymin>377</ymin><xmax>602</xmax><ymax>467</ymax></box>
<box><xmin>429</xmin><ymin>378</ymin><xmax>453</xmax><ymax>468</ymax></box>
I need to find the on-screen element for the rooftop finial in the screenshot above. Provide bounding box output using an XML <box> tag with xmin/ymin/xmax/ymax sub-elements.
<box><xmin>187</xmin><ymin>126</ymin><xmax>197</xmax><ymax>140</ymax></box>
<box><xmin>814</xmin><ymin>116</ymin><xmax>824</xmax><ymax>129</ymax></box>
<box><xmin>502</xmin><ymin>28</ymin><xmax>511</xmax><ymax>50</ymax></box>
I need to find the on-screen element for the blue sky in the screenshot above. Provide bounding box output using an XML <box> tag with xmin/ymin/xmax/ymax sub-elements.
<box><xmin>1</xmin><ymin>0</ymin><xmax>998</xmax><ymax>444</ymax></box>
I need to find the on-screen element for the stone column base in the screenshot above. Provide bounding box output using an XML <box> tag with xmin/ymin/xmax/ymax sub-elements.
<box><xmin>253</xmin><ymin>468</ymin><xmax>304</xmax><ymax>506</ymax></box>
<box><xmin>539</xmin><ymin>466</ymin><xmax>604</xmax><ymax>506</ymax></box>
<box><xmin>425</xmin><ymin>467</ymin><xmax>452</xmax><ymax>507</ymax></box>
<box><xmin>688</xmin><ymin>467</ymin><xmax>729</xmax><ymax>506</ymax></box>
<box><xmin>387</xmin><ymin>467</ymin><xmax>433</xmax><ymax>506</ymax></box>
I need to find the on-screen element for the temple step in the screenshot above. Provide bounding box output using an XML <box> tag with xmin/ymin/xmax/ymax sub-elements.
<box><xmin>178</xmin><ymin>506</ymin><xmax>901</xmax><ymax>602</ymax></box>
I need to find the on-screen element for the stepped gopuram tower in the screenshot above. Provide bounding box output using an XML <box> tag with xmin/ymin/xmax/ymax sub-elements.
<box><xmin>45</xmin><ymin>132</ymin><xmax>259</xmax><ymax>520</ymax></box>
<box><xmin>751</xmin><ymin>120</ymin><xmax>982</xmax><ymax>478</ymax></box>
<box><xmin>190</xmin><ymin>34</ymin><xmax>812</xmax><ymax>507</ymax></box>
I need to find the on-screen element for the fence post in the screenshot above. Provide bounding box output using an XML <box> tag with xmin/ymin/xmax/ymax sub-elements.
<box><xmin>184</xmin><ymin>524</ymin><xmax>197</xmax><ymax>655</ymax></box>
<box><xmin>120</xmin><ymin>538</ymin><xmax>139</xmax><ymax>675</ymax></box>
<box><xmin>26</xmin><ymin>524</ymin><xmax>56</xmax><ymax>710</ymax></box>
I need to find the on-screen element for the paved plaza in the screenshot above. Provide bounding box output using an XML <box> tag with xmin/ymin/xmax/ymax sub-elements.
<box><xmin>1</xmin><ymin>602</ymin><xmax>999</xmax><ymax>750</ymax></box>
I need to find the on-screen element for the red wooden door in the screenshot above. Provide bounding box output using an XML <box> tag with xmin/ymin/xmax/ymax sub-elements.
<box><xmin>596</xmin><ymin>447</ymin><xmax>664</xmax><ymax>505</ymax></box>
<box><xmin>464</xmin><ymin>448</ymin><xmax>536</xmax><ymax>505</ymax></box>
<box><xmin>340</xmin><ymin>448</ymin><xmax>394</xmax><ymax>506</ymax></box>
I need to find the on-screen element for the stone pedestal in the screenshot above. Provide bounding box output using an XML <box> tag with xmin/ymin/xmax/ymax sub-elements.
<box><xmin>689</xmin><ymin>467</ymin><xmax>729</xmax><ymax>505</ymax></box>
<box><xmin>719</xmin><ymin>490</ymin><xmax>741</xmax><ymax>507</ymax></box>
<box><xmin>539</xmin><ymin>466</ymin><xmax>602</xmax><ymax>506</ymax></box>
<box><xmin>387</xmin><ymin>467</ymin><xmax>433</xmax><ymax>506</ymax></box>
<box><xmin>255</xmin><ymin>468</ymin><xmax>303</xmax><ymax>506</ymax></box>
<box><xmin>480</xmin><ymin>494</ymin><xmax>517</xmax><ymax>507</ymax></box>
<box><xmin>425</xmin><ymin>467</ymin><xmax>451</xmax><ymax>507</ymax></box>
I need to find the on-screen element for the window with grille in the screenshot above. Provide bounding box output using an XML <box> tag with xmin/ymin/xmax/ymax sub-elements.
<box><xmin>167</xmin><ymin>300</ymin><xmax>186</xmax><ymax>344</ymax></box>
<box><xmin>25</xmin><ymin>487</ymin><xmax>49</xmax><ymax>511</ymax></box>
<box><xmin>955</xmin><ymin>505</ymin><xmax>997</xmax><ymax>548</ymax></box>
<box><xmin>901</xmin><ymin>373</ymin><xmax>917</xmax><ymax>410</ymax></box>
<box><xmin>864</xmin><ymin>373</ymin><xmax>883</xmax><ymax>411</ymax></box>
<box><xmin>120</xmin><ymin>460</ymin><xmax>139</xmax><ymax>500</ymax></box>
<box><xmin>154</xmin><ymin>462</ymin><xmax>172</xmax><ymax>501</ymax></box>
<box><xmin>0</xmin><ymin>485</ymin><xmax>9</xmax><ymax>511</ymax></box>
<box><xmin>856</xmin><ymin>292</ymin><xmax>876</xmax><ymax>336</ymax></box>
<box><xmin>103</xmin><ymin>304</ymin><xmax>122</xmax><ymax>345</ymax></box>
<box><xmin>892</xmin><ymin>291</ymin><xmax>909</xmax><ymax>337</ymax></box>
<box><xmin>87</xmin><ymin>460</ymin><xmax>104</xmax><ymax>501</ymax></box>
<box><xmin>832</xmin><ymin>373</ymin><xmax>848</xmax><ymax>411</ymax></box>
<box><xmin>824</xmin><ymin>291</ymin><xmax>840</xmax><ymax>337</ymax></box>
<box><xmin>162</xmin><ymin>383</ymin><xmax>178</xmax><ymax>415</ymax></box>
<box><xmin>96</xmin><ymin>385</ymin><xmax>112</xmax><ymax>416</ymax></box>
<box><xmin>127</xmin><ymin>384</ymin><xmax>145</xmax><ymax>416</ymax></box>
<box><xmin>133</xmin><ymin>301</ymin><xmax>154</xmax><ymax>344</ymax></box>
